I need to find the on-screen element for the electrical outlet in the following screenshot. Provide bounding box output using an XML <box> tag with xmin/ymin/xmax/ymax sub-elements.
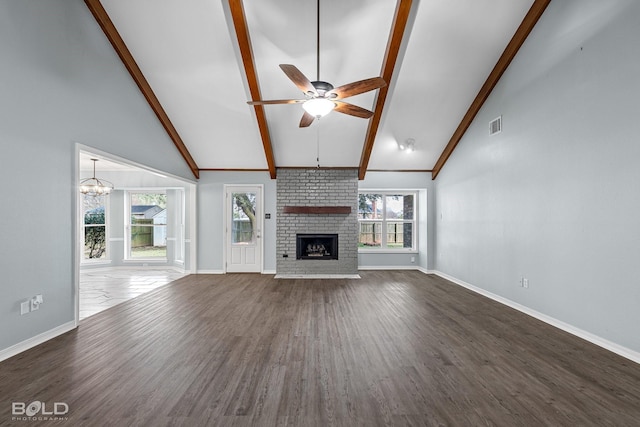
<box><xmin>523</xmin><ymin>278</ymin><xmax>529</xmax><ymax>289</ymax></box>
<box><xmin>20</xmin><ymin>301</ymin><xmax>30</xmax><ymax>315</ymax></box>
<box><xmin>410</xmin><ymin>256</ymin><xmax>416</xmax><ymax>263</ymax></box>
<box><xmin>30</xmin><ymin>294</ymin><xmax>43</xmax><ymax>311</ymax></box>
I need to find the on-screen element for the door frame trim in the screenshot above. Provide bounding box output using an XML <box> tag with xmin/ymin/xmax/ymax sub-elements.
<box><xmin>223</xmin><ymin>184</ymin><xmax>264</xmax><ymax>273</ymax></box>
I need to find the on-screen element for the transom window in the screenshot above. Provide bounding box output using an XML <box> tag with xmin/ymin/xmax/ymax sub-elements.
<box><xmin>358</xmin><ymin>192</ymin><xmax>416</xmax><ymax>251</ymax></box>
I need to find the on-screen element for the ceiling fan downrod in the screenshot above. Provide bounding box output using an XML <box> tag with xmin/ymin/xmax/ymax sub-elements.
<box><xmin>316</xmin><ymin>0</ymin><xmax>320</xmax><ymax>82</ymax></box>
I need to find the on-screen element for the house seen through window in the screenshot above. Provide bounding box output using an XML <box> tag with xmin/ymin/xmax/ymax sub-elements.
<box><xmin>128</xmin><ymin>192</ymin><xmax>167</xmax><ymax>259</ymax></box>
<box><xmin>358</xmin><ymin>192</ymin><xmax>416</xmax><ymax>250</ymax></box>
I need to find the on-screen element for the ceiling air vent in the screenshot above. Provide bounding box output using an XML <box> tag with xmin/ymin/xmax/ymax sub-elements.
<box><xmin>489</xmin><ymin>116</ymin><xmax>502</xmax><ymax>135</ymax></box>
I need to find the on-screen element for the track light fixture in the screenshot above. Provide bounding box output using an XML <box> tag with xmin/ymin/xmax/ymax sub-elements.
<box><xmin>398</xmin><ymin>138</ymin><xmax>415</xmax><ymax>152</ymax></box>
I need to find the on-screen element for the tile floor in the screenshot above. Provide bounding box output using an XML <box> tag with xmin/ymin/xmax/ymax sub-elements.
<box><xmin>79</xmin><ymin>267</ymin><xmax>187</xmax><ymax>320</ymax></box>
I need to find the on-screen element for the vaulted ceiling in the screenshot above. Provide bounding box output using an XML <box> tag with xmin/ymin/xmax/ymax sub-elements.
<box><xmin>86</xmin><ymin>0</ymin><xmax>550</xmax><ymax>180</ymax></box>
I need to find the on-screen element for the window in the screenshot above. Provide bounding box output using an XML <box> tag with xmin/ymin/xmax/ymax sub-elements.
<box><xmin>82</xmin><ymin>194</ymin><xmax>108</xmax><ymax>261</ymax></box>
<box><xmin>127</xmin><ymin>192</ymin><xmax>167</xmax><ymax>259</ymax></box>
<box><xmin>175</xmin><ymin>189</ymin><xmax>185</xmax><ymax>264</ymax></box>
<box><xmin>358</xmin><ymin>192</ymin><xmax>416</xmax><ymax>251</ymax></box>
<box><xmin>232</xmin><ymin>192</ymin><xmax>257</xmax><ymax>244</ymax></box>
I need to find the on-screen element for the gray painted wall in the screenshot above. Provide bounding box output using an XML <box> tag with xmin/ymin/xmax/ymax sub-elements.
<box><xmin>434</xmin><ymin>0</ymin><xmax>640</xmax><ymax>353</ymax></box>
<box><xmin>0</xmin><ymin>0</ymin><xmax>193</xmax><ymax>351</ymax></box>
<box><xmin>197</xmin><ymin>171</ymin><xmax>277</xmax><ymax>273</ymax></box>
<box><xmin>358</xmin><ymin>172</ymin><xmax>434</xmax><ymax>270</ymax></box>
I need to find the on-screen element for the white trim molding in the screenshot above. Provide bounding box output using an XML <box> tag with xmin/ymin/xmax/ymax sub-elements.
<box><xmin>428</xmin><ymin>270</ymin><xmax>640</xmax><ymax>365</ymax></box>
<box><xmin>0</xmin><ymin>321</ymin><xmax>76</xmax><ymax>363</ymax></box>
<box><xmin>358</xmin><ymin>265</ymin><xmax>421</xmax><ymax>271</ymax></box>
<box><xmin>274</xmin><ymin>274</ymin><xmax>361</xmax><ymax>279</ymax></box>
<box><xmin>81</xmin><ymin>265</ymin><xmax>186</xmax><ymax>274</ymax></box>
<box><xmin>80</xmin><ymin>260</ymin><xmax>113</xmax><ymax>267</ymax></box>
<box><xmin>196</xmin><ymin>270</ymin><xmax>225</xmax><ymax>275</ymax></box>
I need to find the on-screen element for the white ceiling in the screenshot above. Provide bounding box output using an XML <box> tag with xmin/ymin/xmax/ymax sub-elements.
<box><xmin>79</xmin><ymin>151</ymin><xmax>194</xmax><ymax>188</ymax></box>
<box><xmin>98</xmin><ymin>0</ymin><xmax>535</xmax><ymax>173</ymax></box>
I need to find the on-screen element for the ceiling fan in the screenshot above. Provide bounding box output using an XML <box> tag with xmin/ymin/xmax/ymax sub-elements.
<box><xmin>246</xmin><ymin>0</ymin><xmax>386</xmax><ymax>128</ymax></box>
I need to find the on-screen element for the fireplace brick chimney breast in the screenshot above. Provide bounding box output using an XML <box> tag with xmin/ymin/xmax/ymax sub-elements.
<box><xmin>276</xmin><ymin>168</ymin><xmax>358</xmax><ymax>275</ymax></box>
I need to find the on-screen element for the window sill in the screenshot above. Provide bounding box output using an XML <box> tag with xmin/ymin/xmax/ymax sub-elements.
<box><xmin>123</xmin><ymin>259</ymin><xmax>168</xmax><ymax>263</ymax></box>
<box><xmin>81</xmin><ymin>260</ymin><xmax>112</xmax><ymax>266</ymax></box>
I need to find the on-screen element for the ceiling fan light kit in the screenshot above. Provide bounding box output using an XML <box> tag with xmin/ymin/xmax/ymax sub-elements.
<box><xmin>302</xmin><ymin>98</ymin><xmax>335</xmax><ymax>118</ymax></box>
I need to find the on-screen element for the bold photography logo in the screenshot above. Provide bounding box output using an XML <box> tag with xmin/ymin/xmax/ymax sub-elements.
<box><xmin>12</xmin><ymin>401</ymin><xmax>69</xmax><ymax>421</ymax></box>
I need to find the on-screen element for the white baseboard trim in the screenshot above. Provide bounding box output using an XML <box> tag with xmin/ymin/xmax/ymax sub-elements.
<box><xmin>196</xmin><ymin>270</ymin><xmax>225</xmax><ymax>274</ymax></box>
<box><xmin>431</xmin><ymin>270</ymin><xmax>640</xmax><ymax>365</ymax></box>
<box><xmin>0</xmin><ymin>320</ymin><xmax>77</xmax><ymax>363</ymax></box>
<box><xmin>81</xmin><ymin>265</ymin><xmax>185</xmax><ymax>273</ymax></box>
<box><xmin>274</xmin><ymin>274</ymin><xmax>361</xmax><ymax>279</ymax></box>
<box><xmin>196</xmin><ymin>270</ymin><xmax>277</xmax><ymax>275</ymax></box>
<box><xmin>358</xmin><ymin>265</ymin><xmax>419</xmax><ymax>271</ymax></box>
<box><xmin>358</xmin><ymin>265</ymin><xmax>434</xmax><ymax>275</ymax></box>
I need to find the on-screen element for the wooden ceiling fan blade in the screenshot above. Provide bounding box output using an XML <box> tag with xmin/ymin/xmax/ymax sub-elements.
<box><xmin>327</xmin><ymin>77</ymin><xmax>386</xmax><ymax>100</ymax></box>
<box><xmin>279</xmin><ymin>64</ymin><xmax>317</xmax><ymax>96</ymax></box>
<box><xmin>334</xmin><ymin>101</ymin><xmax>374</xmax><ymax>119</ymax></box>
<box><xmin>299</xmin><ymin>111</ymin><xmax>315</xmax><ymax>128</ymax></box>
<box><xmin>247</xmin><ymin>99</ymin><xmax>304</xmax><ymax>105</ymax></box>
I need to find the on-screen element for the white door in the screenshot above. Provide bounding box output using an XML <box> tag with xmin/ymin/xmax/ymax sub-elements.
<box><xmin>225</xmin><ymin>185</ymin><xmax>262</xmax><ymax>273</ymax></box>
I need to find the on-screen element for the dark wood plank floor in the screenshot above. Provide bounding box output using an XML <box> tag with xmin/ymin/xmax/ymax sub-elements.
<box><xmin>1</xmin><ymin>271</ymin><xmax>639</xmax><ymax>426</ymax></box>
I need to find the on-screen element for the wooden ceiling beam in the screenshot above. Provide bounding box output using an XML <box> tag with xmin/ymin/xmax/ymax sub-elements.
<box><xmin>228</xmin><ymin>0</ymin><xmax>277</xmax><ymax>179</ymax></box>
<box><xmin>358</xmin><ymin>0</ymin><xmax>413</xmax><ymax>180</ymax></box>
<box><xmin>84</xmin><ymin>0</ymin><xmax>200</xmax><ymax>179</ymax></box>
<box><xmin>431</xmin><ymin>0</ymin><xmax>552</xmax><ymax>180</ymax></box>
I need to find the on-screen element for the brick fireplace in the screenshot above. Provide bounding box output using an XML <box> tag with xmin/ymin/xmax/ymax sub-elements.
<box><xmin>276</xmin><ymin>168</ymin><xmax>358</xmax><ymax>277</ymax></box>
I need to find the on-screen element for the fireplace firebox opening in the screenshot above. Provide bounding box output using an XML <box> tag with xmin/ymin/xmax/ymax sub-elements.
<box><xmin>296</xmin><ymin>234</ymin><xmax>338</xmax><ymax>260</ymax></box>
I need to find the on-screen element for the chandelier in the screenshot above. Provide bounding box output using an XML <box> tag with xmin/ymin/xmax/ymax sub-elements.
<box><xmin>80</xmin><ymin>159</ymin><xmax>114</xmax><ymax>196</ymax></box>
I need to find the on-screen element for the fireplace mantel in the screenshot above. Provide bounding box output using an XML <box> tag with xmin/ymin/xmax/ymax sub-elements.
<box><xmin>282</xmin><ymin>206</ymin><xmax>351</xmax><ymax>214</ymax></box>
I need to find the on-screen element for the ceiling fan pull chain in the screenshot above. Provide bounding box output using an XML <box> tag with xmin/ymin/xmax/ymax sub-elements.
<box><xmin>316</xmin><ymin>119</ymin><xmax>321</xmax><ymax>168</ymax></box>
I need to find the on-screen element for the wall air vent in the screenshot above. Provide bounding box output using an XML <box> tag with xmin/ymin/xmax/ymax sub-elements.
<box><xmin>489</xmin><ymin>116</ymin><xmax>502</xmax><ymax>135</ymax></box>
